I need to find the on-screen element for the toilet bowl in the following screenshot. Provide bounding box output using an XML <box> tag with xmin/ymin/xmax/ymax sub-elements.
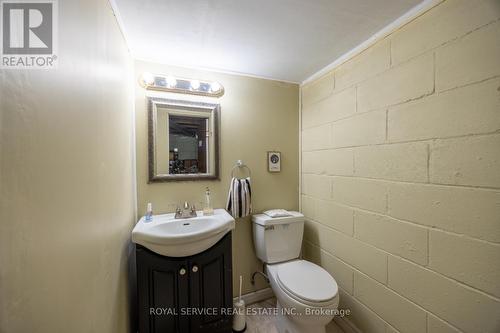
<box><xmin>266</xmin><ymin>260</ymin><xmax>339</xmax><ymax>333</ymax></box>
<box><xmin>252</xmin><ymin>211</ymin><xmax>340</xmax><ymax>333</ymax></box>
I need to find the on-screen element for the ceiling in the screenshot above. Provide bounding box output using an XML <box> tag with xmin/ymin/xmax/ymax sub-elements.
<box><xmin>112</xmin><ymin>0</ymin><xmax>423</xmax><ymax>83</ymax></box>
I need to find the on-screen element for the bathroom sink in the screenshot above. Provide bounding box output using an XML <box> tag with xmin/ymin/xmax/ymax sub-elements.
<box><xmin>132</xmin><ymin>209</ymin><xmax>235</xmax><ymax>257</ymax></box>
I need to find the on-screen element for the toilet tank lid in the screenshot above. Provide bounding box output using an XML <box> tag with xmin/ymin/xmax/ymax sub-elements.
<box><xmin>252</xmin><ymin>211</ymin><xmax>304</xmax><ymax>226</ymax></box>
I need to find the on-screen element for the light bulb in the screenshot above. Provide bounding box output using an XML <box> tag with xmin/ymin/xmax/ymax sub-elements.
<box><xmin>210</xmin><ymin>81</ymin><xmax>221</xmax><ymax>93</ymax></box>
<box><xmin>141</xmin><ymin>72</ymin><xmax>154</xmax><ymax>86</ymax></box>
<box><xmin>191</xmin><ymin>80</ymin><xmax>200</xmax><ymax>90</ymax></box>
<box><xmin>166</xmin><ymin>76</ymin><xmax>177</xmax><ymax>88</ymax></box>
<box><xmin>190</xmin><ymin>80</ymin><xmax>200</xmax><ymax>90</ymax></box>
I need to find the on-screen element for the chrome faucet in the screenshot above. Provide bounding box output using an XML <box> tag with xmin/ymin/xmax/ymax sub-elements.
<box><xmin>175</xmin><ymin>201</ymin><xmax>197</xmax><ymax>219</ymax></box>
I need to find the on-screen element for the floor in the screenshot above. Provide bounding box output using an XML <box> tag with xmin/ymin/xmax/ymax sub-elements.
<box><xmin>244</xmin><ymin>298</ymin><xmax>345</xmax><ymax>333</ymax></box>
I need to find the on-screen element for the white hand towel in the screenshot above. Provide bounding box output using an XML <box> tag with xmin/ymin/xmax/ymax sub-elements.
<box><xmin>263</xmin><ymin>209</ymin><xmax>292</xmax><ymax>218</ymax></box>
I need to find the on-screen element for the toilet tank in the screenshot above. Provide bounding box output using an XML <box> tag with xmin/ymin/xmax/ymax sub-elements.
<box><xmin>252</xmin><ymin>211</ymin><xmax>304</xmax><ymax>264</ymax></box>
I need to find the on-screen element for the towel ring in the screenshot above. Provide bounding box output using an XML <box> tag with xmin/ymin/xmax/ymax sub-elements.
<box><xmin>231</xmin><ymin>160</ymin><xmax>251</xmax><ymax>179</ymax></box>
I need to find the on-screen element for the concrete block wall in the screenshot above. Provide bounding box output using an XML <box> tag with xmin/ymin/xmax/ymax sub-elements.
<box><xmin>300</xmin><ymin>1</ymin><xmax>500</xmax><ymax>332</ymax></box>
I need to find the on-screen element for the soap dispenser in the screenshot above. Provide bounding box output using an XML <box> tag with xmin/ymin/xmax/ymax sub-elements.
<box><xmin>203</xmin><ymin>187</ymin><xmax>214</xmax><ymax>216</ymax></box>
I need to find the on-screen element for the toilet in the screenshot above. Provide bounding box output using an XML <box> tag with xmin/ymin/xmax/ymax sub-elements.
<box><xmin>252</xmin><ymin>211</ymin><xmax>339</xmax><ymax>333</ymax></box>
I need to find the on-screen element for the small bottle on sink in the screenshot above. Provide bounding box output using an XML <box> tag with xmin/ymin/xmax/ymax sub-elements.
<box><xmin>203</xmin><ymin>187</ymin><xmax>214</xmax><ymax>216</ymax></box>
<box><xmin>145</xmin><ymin>202</ymin><xmax>153</xmax><ymax>222</ymax></box>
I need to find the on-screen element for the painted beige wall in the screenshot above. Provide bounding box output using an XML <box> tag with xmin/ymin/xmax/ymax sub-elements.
<box><xmin>0</xmin><ymin>0</ymin><xmax>135</xmax><ymax>332</ymax></box>
<box><xmin>300</xmin><ymin>1</ymin><xmax>500</xmax><ymax>332</ymax></box>
<box><xmin>134</xmin><ymin>60</ymin><xmax>299</xmax><ymax>295</ymax></box>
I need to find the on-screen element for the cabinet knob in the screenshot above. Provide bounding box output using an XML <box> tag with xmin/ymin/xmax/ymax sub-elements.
<box><xmin>179</xmin><ymin>268</ymin><xmax>186</xmax><ymax>276</ymax></box>
<box><xmin>192</xmin><ymin>265</ymin><xmax>198</xmax><ymax>273</ymax></box>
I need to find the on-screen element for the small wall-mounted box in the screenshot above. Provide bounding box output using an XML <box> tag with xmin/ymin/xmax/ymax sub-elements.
<box><xmin>267</xmin><ymin>151</ymin><xmax>281</xmax><ymax>172</ymax></box>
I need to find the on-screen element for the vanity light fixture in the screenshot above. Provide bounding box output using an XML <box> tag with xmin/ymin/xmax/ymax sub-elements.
<box><xmin>139</xmin><ymin>73</ymin><xmax>224</xmax><ymax>97</ymax></box>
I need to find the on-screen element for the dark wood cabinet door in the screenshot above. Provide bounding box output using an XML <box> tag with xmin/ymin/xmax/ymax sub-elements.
<box><xmin>189</xmin><ymin>233</ymin><xmax>232</xmax><ymax>333</ymax></box>
<box><xmin>137</xmin><ymin>248</ymin><xmax>190</xmax><ymax>333</ymax></box>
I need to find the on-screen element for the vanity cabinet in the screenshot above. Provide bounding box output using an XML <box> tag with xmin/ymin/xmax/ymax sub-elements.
<box><xmin>136</xmin><ymin>233</ymin><xmax>232</xmax><ymax>333</ymax></box>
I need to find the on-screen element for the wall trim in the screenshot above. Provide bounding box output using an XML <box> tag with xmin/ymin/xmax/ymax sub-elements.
<box><xmin>234</xmin><ymin>288</ymin><xmax>363</xmax><ymax>332</ymax></box>
<box><xmin>334</xmin><ymin>316</ymin><xmax>362</xmax><ymax>333</ymax></box>
<box><xmin>235</xmin><ymin>288</ymin><xmax>368</xmax><ymax>333</ymax></box>
<box><xmin>108</xmin><ymin>0</ymin><xmax>132</xmax><ymax>53</ymax></box>
<box><xmin>233</xmin><ymin>288</ymin><xmax>274</xmax><ymax>305</ymax></box>
<box><xmin>301</xmin><ymin>0</ymin><xmax>444</xmax><ymax>85</ymax></box>
<box><xmin>298</xmin><ymin>77</ymin><xmax>303</xmax><ymax>213</ymax></box>
<box><xmin>109</xmin><ymin>0</ymin><xmax>443</xmax><ymax>86</ymax></box>
<box><xmin>135</xmin><ymin>56</ymin><xmax>300</xmax><ymax>85</ymax></box>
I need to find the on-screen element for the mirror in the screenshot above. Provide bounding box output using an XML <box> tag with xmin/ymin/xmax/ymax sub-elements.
<box><xmin>148</xmin><ymin>97</ymin><xmax>220</xmax><ymax>182</ymax></box>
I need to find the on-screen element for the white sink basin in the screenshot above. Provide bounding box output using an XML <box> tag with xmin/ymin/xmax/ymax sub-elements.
<box><xmin>132</xmin><ymin>208</ymin><xmax>235</xmax><ymax>257</ymax></box>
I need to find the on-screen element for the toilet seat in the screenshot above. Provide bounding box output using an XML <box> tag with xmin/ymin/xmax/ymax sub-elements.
<box><xmin>276</xmin><ymin>260</ymin><xmax>338</xmax><ymax>306</ymax></box>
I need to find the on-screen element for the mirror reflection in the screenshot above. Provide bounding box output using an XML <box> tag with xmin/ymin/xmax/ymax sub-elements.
<box><xmin>169</xmin><ymin>115</ymin><xmax>208</xmax><ymax>174</ymax></box>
